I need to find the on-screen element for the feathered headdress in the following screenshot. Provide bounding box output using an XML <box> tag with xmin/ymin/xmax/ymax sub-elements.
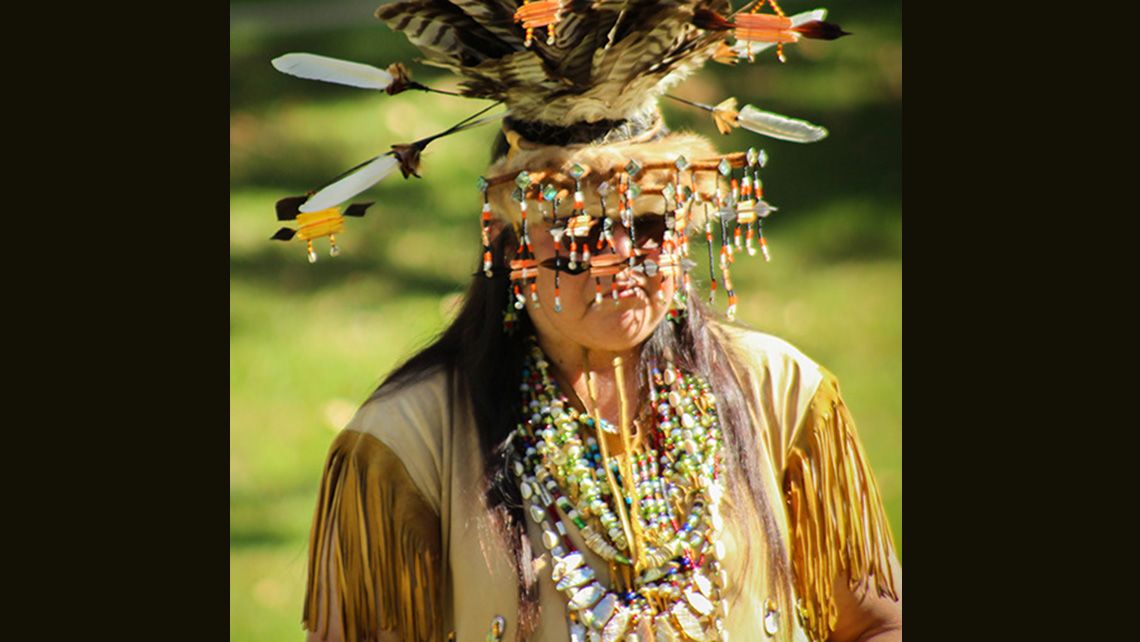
<box><xmin>374</xmin><ymin>0</ymin><xmax>841</xmax><ymax>125</ymax></box>
<box><xmin>270</xmin><ymin>0</ymin><xmax>847</xmax><ymax>320</ymax></box>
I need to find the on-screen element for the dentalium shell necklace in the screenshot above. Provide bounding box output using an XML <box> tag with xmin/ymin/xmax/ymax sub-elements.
<box><xmin>512</xmin><ymin>339</ymin><xmax>731</xmax><ymax>641</ymax></box>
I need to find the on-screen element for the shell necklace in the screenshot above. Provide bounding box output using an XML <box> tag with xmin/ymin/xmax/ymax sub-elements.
<box><xmin>511</xmin><ymin>342</ymin><xmax>731</xmax><ymax>641</ymax></box>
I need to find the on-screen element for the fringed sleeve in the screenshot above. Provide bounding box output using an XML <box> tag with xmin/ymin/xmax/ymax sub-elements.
<box><xmin>783</xmin><ymin>372</ymin><xmax>899</xmax><ymax>642</ymax></box>
<box><xmin>303</xmin><ymin>429</ymin><xmax>443</xmax><ymax>642</ymax></box>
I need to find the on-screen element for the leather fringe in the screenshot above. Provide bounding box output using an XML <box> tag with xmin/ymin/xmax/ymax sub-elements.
<box><xmin>303</xmin><ymin>430</ymin><xmax>442</xmax><ymax>642</ymax></box>
<box><xmin>783</xmin><ymin>374</ymin><xmax>898</xmax><ymax>642</ymax></box>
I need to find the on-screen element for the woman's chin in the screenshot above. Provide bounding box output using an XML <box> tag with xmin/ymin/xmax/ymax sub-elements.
<box><xmin>585</xmin><ymin>297</ymin><xmax>666</xmax><ymax>349</ymax></box>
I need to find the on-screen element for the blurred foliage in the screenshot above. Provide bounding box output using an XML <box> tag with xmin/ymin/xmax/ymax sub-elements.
<box><xmin>231</xmin><ymin>2</ymin><xmax>901</xmax><ymax>640</ymax></box>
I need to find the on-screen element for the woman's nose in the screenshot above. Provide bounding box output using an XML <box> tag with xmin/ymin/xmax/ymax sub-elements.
<box><xmin>608</xmin><ymin>219</ymin><xmax>633</xmax><ymax>259</ymax></box>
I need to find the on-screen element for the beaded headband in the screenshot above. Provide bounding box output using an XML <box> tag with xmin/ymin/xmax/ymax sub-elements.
<box><xmin>269</xmin><ymin>0</ymin><xmax>848</xmax><ymax>320</ymax></box>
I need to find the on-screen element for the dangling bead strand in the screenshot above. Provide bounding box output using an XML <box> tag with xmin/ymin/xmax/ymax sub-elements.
<box><xmin>705</xmin><ymin>202</ymin><xmax>717</xmax><ymax>304</ymax></box>
<box><xmin>478</xmin><ymin>176</ymin><xmax>494</xmax><ymax>276</ymax></box>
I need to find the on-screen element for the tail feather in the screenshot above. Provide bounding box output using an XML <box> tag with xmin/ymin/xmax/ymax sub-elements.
<box><xmin>378</xmin><ymin>0</ymin><xmax>740</xmax><ymax>124</ymax></box>
<box><xmin>446</xmin><ymin>0</ymin><xmax>523</xmax><ymax>47</ymax></box>
<box><xmin>376</xmin><ymin>0</ymin><xmax>515</xmax><ymax>65</ymax></box>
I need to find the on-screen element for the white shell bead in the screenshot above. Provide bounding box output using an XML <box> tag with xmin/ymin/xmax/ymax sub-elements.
<box><xmin>555</xmin><ymin>565</ymin><xmax>595</xmax><ymax>590</ymax></box>
<box><xmin>529</xmin><ymin>504</ymin><xmax>546</xmax><ymax>523</ymax></box>
<box><xmin>542</xmin><ymin>529</ymin><xmax>560</xmax><ymax>549</ymax></box>
<box><xmin>554</xmin><ymin>552</ymin><xmax>584</xmax><ymax>580</ymax></box>
<box><xmin>685</xmin><ymin>587</ymin><xmax>715</xmax><ymax>615</ymax></box>
<box><xmin>590</xmin><ymin>594</ymin><xmax>618</xmax><ymax>630</ymax></box>
<box><xmin>693</xmin><ymin>573</ymin><xmax>713</xmax><ymax>598</ymax></box>
<box><xmin>672</xmin><ymin>602</ymin><xmax>708</xmax><ymax>642</ymax></box>
<box><xmin>601</xmin><ymin>606</ymin><xmax>631</xmax><ymax>642</ymax></box>
<box><xmin>655</xmin><ymin>614</ymin><xmax>679</xmax><ymax>642</ymax></box>
<box><xmin>569</xmin><ymin>583</ymin><xmax>605</xmax><ymax>609</ymax></box>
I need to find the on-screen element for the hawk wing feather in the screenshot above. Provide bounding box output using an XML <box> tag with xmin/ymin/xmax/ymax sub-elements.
<box><xmin>375</xmin><ymin>0</ymin><xmax>734</xmax><ymax>124</ymax></box>
<box><xmin>376</xmin><ymin>1</ymin><xmax>515</xmax><ymax>65</ymax></box>
<box><xmin>447</xmin><ymin>0</ymin><xmax>524</xmax><ymax>47</ymax></box>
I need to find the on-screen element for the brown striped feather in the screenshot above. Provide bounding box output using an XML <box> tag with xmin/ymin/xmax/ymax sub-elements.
<box><xmin>446</xmin><ymin>0</ymin><xmax>523</xmax><ymax>46</ymax></box>
<box><xmin>377</xmin><ymin>0</ymin><xmax>739</xmax><ymax>124</ymax></box>
<box><xmin>375</xmin><ymin>1</ymin><xmax>513</xmax><ymax>64</ymax></box>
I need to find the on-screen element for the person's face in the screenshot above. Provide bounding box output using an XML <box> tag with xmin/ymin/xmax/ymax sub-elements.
<box><xmin>519</xmin><ymin>198</ymin><xmax>677</xmax><ymax>356</ymax></box>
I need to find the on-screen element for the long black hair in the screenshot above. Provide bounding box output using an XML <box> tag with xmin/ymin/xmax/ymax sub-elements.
<box><xmin>373</xmin><ymin>149</ymin><xmax>791</xmax><ymax>641</ymax></box>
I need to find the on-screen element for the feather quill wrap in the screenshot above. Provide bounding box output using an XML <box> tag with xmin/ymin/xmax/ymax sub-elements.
<box><xmin>783</xmin><ymin>373</ymin><xmax>899</xmax><ymax>642</ymax></box>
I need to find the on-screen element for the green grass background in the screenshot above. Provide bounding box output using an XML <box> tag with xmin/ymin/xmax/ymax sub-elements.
<box><xmin>230</xmin><ymin>2</ymin><xmax>901</xmax><ymax>640</ymax></box>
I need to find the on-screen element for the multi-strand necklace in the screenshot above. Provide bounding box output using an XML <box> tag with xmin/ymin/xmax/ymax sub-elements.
<box><xmin>511</xmin><ymin>341</ymin><xmax>730</xmax><ymax>641</ymax></box>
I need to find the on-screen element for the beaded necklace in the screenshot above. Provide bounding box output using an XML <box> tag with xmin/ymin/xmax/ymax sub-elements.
<box><xmin>511</xmin><ymin>341</ymin><xmax>731</xmax><ymax>641</ymax></box>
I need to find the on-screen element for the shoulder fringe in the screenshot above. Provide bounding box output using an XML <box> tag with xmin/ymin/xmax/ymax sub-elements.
<box><xmin>303</xmin><ymin>430</ymin><xmax>443</xmax><ymax>642</ymax></box>
<box><xmin>783</xmin><ymin>375</ymin><xmax>899</xmax><ymax>642</ymax></box>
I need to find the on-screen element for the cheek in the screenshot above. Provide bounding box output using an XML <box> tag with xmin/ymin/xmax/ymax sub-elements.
<box><xmin>529</xmin><ymin>231</ymin><xmax>554</xmax><ymax>258</ymax></box>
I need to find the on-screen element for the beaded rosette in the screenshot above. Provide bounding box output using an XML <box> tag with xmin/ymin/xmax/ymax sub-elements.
<box><xmin>512</xmin><ymin>343</ymin><xmax>732</xmax><ymax>641</ymax></box>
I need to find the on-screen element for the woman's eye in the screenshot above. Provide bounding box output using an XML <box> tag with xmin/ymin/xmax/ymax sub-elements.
<box><xmin>631</xmin><ymin>216</ymin><xmax>667</xmax><ymax>247</ymax></box>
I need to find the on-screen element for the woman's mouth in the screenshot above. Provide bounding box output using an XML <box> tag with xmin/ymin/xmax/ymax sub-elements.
<box><xmin>611</xmin><ymin>276</ymin><xmax>649</xmax><ymax>301</ymax></box>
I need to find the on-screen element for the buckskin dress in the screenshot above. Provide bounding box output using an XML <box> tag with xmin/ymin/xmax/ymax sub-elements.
<box><xmin>301</xmin><ymin>323</ymin><xmax>899</xmax><ymax>642</ymax></box>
